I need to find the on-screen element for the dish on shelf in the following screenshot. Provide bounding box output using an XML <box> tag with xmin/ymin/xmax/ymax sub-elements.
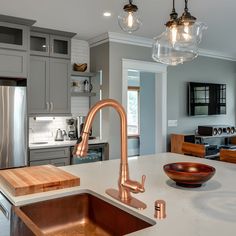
<box><xmin>163</xmin><ymin>162</ymin><xmax>216</xmax><ymax>188</ymax></box>
<box><xmin>71</xmin><ymin>81</ymin><xmax>83</xmax><ymax>92</ymax></box>
<box><xmin>73</xmin><ymin>63</ymin><xmax>87</xmax><ymax>72</ymax></box>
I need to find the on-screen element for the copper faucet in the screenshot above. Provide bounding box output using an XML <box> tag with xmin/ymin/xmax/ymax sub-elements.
<box><xmin>74</xmin><ymin>99</ymin><xmax>147</xmax><ymax>210</ymax></box>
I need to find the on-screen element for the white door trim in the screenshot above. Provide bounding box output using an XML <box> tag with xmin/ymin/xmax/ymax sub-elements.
<box><xmin>122</xmin><ymin>59</ymin><xmax>167</xmax><ymax>152</ymax></box>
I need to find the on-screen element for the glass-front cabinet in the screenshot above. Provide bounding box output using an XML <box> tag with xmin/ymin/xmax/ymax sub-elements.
<box><xmin>30</xmin><ymin>32</ymin><xmax>71</xmax><ymax>59</ymax></box>
<box><xmin>50</xmin><ymin>35</ymin><xmax>70</xmax><ymax>59</ymax></box>
<box><xmin>30</xmin><ymin>32</ymin><xmax>50</xmax><ymax>56</ymax></box>
<box><xmin>0</xmin><ymin>22</ymin><xmax>28</xmax><ymax>51</ymax></box>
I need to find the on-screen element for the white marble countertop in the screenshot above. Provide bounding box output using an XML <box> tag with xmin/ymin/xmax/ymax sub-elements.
<box><xmin>28</xmin><ymin>138</ymin><xmax>108</xmax><ymax>149</ymax></box>
<box><xmin>1</xmin><ymin>153</ymin><xmax>236</xmax><ymax>236</ymax></box>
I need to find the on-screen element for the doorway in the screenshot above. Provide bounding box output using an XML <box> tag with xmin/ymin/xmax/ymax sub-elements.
<box><xmin>122</xmin><ymin>59</ymin><xmax>167</xmax><ymax>154</ymax></box>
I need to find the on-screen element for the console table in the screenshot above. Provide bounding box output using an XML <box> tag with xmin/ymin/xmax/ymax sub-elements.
<box><xmin>171</xmin><ymin>133</ymin><xmax>236</xmax><ymax>159</ymax></box>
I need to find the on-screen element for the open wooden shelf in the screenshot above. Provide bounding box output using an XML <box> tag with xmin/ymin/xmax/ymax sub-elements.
<box><xmin>71</xmin><ymin>71</ymin><xmax>96</xmax><ymax>77</ymax></box>
<box><xmin>71</xmin><ymin>92</ymin><xmax>96</xmax><ymax>97</ymax></box>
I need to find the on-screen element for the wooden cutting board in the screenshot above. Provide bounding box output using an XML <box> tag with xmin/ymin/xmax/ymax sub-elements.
<box><xmin>0</xmin><ymin>165</ymin><xmax>80</xmax><ymax>196</ymax></box>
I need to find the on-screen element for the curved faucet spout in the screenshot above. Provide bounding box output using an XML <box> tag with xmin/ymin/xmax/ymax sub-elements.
<box><xmin>74</xmin><ymin>99</ymin><xmax>146</xmax><ymax>209</ymax></box>
<box><xmin>75</xmin><ymin>99</ymin><xmax>128</xmax><ymax>163</ymax></box>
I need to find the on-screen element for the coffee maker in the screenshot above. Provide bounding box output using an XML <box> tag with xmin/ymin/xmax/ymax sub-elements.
<box><xmin>66</xmin><ymin>118</ymin><xmax>77</xmax><ymax>140</ymax></box>
<box><xmin>77</xmin><ymin>116</ymin><xmax>93</xmax><ymax>138</ymax></box>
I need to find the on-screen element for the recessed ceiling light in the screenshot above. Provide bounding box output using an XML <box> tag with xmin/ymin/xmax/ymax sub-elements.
<box><xmin>103</xmin><ymin>12</ymin><xmax>111</xmax><ymax>17</ymax></box>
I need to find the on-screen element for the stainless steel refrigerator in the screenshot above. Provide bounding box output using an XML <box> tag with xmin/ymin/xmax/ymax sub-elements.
<box><xmin>0</xmin><ymin>84</ymin><xmax>27</xmax><ymax>169</ymax></box>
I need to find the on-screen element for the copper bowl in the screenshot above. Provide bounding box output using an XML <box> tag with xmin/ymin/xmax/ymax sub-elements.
<box><xmin>163</xmin><ymin>162</ymin><xmax>216</xmax><ymax>188</ymax></box>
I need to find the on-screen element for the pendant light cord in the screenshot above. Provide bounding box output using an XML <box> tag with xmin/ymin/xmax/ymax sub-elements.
<box><xmin>170</xmin><ymin>0</ymin><xmax>178</xmax><ymax>20</ymax></box>
<box><xmin>185</xmin><ymin>0</ymin><xmax>189</xmax><ymax>12</ymax></box>
<box><xmin>172</xmin><ymin>0</ymin><xmax>176</xmax><ymax>12</ymax></box>
<box><xmin>129</xmin><ymin>0</ymin><xmax>133</xmax><ymax>5</ymax></box>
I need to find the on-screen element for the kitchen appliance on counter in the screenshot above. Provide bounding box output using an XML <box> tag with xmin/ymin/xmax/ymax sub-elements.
<box><xmin>66</xmin><ymin>118</ymin><xmax>77</xmax><ymax>140</ymax></box>
<box><xmin>77</xmin><ymin>116</ymin><xmax>85</xmax><ymax>136</ymax></box>
<box><xmin>0</xmin><ymin>81</ymin><xmax>27</xmax><ymax>170</ymax></box>
<box><xmin>77</xmin><ymin>116</ymin><xmax>93</xmax><ymax>138</ymax></box>
<box><xmin>55</xmin><ymin>129</ymin><xmax>65</xmax><ymax>141</ymax></box>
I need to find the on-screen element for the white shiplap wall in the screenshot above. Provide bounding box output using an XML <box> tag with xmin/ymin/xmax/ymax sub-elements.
<box><xmin>71</xmin><ymin>38</ymin><xmax>90</xmax><ymax>117</ymax></box>
<box><xmin>71</xmin><ymin>96</ymin><xmax>89</xmax><ymax>117</ymax></box>
<box><xmin>71</xmin><ymin>38</ymin><xmax>90</xmax><ymax>72</ymax></box>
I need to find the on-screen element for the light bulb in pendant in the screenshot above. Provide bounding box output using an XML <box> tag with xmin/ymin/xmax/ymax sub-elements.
<box><xmin>165</xmin><ymin>0</ymin><xmax>179</xmax><ymax>46</ymax></box>
<box><xmin>170</xmin><ymin>25</ymin><xmax>178</xmax><ymax>45</ymax></box>
<box><xmin>127</xmin><ymin>12</ymin><xmax>134</xmax><ymax>28</ymax></box>
<box><xmin>183</xmin><ymin>22</ymin><xmax>192</xmax><ymax>41</ymax></box>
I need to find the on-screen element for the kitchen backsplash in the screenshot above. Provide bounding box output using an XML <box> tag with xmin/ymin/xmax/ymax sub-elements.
<box><xmin>29</xmin><ymin>117</ymin><xmax>68</xmax><ymax>143</ymax></box>
<box><xmin>29</xmin><ymin>97</ymin><xmax>89</xmax><ymax>143</ymax></box>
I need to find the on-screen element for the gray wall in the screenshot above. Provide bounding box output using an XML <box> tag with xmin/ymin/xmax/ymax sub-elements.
<box><xmin>108</xmin><ymin>43</ymin><xmax>153</xmax><ymax>159</ymax></box>
<box><xmin>167</xmin><ymin>56</ymin><xmax>236</xmax><ymax>149</ymax></box>
<box><xmin>91</xmin><ymin>41</ymin><xmax>236</xmax><ymax>158</ymax></box>
<box><xmin>140</xmin><ymin>72</ymin><xmax>156</xmax><ymax>155</ymax></box>
<box><xmin>90</xmin><ymin>43</ymin><xmax>110</xmax><ymax>140</ymax></box>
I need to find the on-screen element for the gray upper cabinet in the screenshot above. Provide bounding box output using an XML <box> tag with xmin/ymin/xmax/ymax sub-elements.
<box><xmin>28</xmin><ymin>56</ymin><xmax>49</xmax><ymax>114</ymax></box>
<box><xmin>0</xmin><ymin>49</ymin><xmax>27</xmax><ymax>78</ymax></box>
<box><xmin>0</xmin><ymin>15</ymin><xmax>35</xmax><ymax>78</ymax></box>
<box><xmin>30</xmin><ymin>32</ymin><xmax>50</xmax><ymax>57</ymax></box>
<box><xmin>30</xmin><ymin>28</ymin><xmax>75</xmax><ymax>59</ymax></box>
<box><xmin>49</xmin><ymin>58</ymin><xmax>70</xmax><ymax>114</ymax></box>
<box><xmin>28</xmin><ymin>56</ymin><xmax>70</xmax><ymax>115</ymax></box>
<box><xmin>0</xmin><ymin>22</ymin><xmax>29</xmax><ymax>51</ymax></box>
<box><xmin>28</xmin><ymin>27</ymin><xmax>75</xmax><ymax>115</ymax></box>
<box><xmin>50</xmin><ymin>35</ymin><xmax>71</xmax><ymax>59</ymax></box>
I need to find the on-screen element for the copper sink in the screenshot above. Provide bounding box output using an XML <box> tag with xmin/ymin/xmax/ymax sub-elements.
<box><xmin>11</xmin><ymin>193</ymin><xmax>155</xmax><ymax>236</ymax></box>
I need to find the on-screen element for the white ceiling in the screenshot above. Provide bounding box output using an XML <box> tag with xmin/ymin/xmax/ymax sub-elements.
<box><xmin>1</xmin><ymin>0</ymin><xmax>236</xmax><ymax>59</ymax></box>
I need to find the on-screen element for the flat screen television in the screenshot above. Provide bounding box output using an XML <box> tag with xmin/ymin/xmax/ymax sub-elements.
<box><xmin>188</xmin><ymin>82</ymin><xmax>226</xmax><ymax>116</ymax></box>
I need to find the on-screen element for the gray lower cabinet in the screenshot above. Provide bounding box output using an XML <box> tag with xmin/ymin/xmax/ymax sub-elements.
<box><xmin>29</xmin><ymin>147</ymin><xmax>70</xmax><ymax>167</ymax></box>
<box><xmin>28</xmin><ymin>56</ymin><xmax>70</xmax><ymax>115</ymax></box>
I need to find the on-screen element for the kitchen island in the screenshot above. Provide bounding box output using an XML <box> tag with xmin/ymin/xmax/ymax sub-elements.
<box><xmin>1</xmin><ymin>153</ymin><xmax>236</xmax><ymax>236</ymax></box>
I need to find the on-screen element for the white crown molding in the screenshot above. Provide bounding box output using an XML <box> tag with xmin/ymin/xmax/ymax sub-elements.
<box><xmin>89</xmin><ymin>32</ymin><xmax>109</xmax><ymax>47</ymax></box>
<box><xmin>89</xmin><ymin>32</ymin><xmax>236</xmax><ymax>61</ymax></box>
<box><xmin>89</xmin><ymin>32</ymin><xmax>153</xmax><ymax>48</ymax></box>
<box><xmin>198</xmin><ymin>48</ymin><xmax>236</xmax><ymax>61</ymax></box>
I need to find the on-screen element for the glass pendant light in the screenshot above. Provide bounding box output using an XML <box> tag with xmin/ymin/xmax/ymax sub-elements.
<box><xmin>118</xmin><ymin>0</ymin><xmax>142</xmax><ymax>33</ymax></box>
<box><xmin>152</xmin><ymin>30</ymin><xmax>198</xmax><ymax>66</ymax></box>
<box><xmin>152</xmin><ymin>0</ymin><xmax>207</xmax><ymax>66</ymax></box>
<box><xmin>177</xmin><ymin>0</ymin><xmax>207</xmax><ymax>45</ymax></box>
<box><xmin>152</xmin><ymin>0</ymin><xmax>197</xmax><ymax>65</ymax></box>
<box><xmin>165</xmin><ymin>0</ymin><xmax>179</xmax><ymax>46</ymax></box>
